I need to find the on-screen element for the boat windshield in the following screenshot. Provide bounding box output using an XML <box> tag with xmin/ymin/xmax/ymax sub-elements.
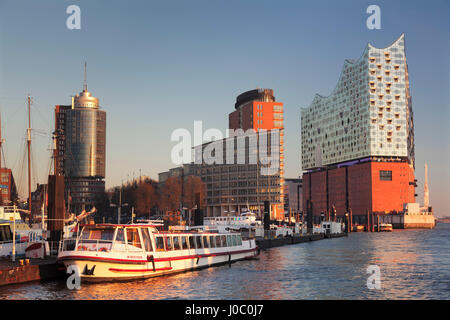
<box><xmin>80</xmin><ymin>226</ymin><xmax>115</xmax><ymax>242</ymax></box>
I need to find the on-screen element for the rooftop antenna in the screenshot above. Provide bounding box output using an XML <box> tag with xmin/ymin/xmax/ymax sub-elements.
<box><xmin>83</xmin><ymin>61</ymin><xmax>88</xmax><ymax>91</ymax></box>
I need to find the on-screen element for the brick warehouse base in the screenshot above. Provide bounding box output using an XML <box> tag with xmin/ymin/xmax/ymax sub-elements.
<box><xmin>303</xmin><ymin>160</ymin><xmax>416</xmax><ymax>217</ymax></box>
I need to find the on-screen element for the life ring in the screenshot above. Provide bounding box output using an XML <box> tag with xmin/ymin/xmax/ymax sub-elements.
<box><xmin>77</xmin><ymin>245</ymin><xmax>87</xmax><ymax>251</ymax></box>
<box><xmin>99</xmin><ymin>247</ymin><xmax>108</xmax><ymax>252</ymax></box>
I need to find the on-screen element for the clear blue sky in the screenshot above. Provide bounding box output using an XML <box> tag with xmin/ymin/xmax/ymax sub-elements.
<box><xmin>0</xmin><ymin>0</ymin><xmax>449</xmax><ymax>217</ymax></box>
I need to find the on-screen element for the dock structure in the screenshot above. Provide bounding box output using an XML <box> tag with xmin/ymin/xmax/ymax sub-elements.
<box><xmin>255</xmin><ymin>232</ymin><xmax>346</xmax><ymax>250</ymax></box>
<box><xmin>0</xmin><ymin>257</ymin><xmax>65</xmax><ymax>287</ymax></box>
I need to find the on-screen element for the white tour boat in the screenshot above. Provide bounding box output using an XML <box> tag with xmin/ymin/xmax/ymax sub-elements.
<box><xmin>57</xmin><ymin>223</ymin><xmax>259</xmax><ymax>282</ymax></box>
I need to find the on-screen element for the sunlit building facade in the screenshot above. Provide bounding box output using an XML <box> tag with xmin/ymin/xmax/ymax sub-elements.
<box><xmin>55</xmin><ymin>81</ymin><xmax>106</xmax><ymax>213</ymax></box>
<box><xmin>196</xmin><ymin>89</ymin><xmax>285</xmax><ymax>219</ymax></box>
<box><xmin>301</xmin><ymin>34</ymin><xmax>416</xmax><ymax>219</ymax></box>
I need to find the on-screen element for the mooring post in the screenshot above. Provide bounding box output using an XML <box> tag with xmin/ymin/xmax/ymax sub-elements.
<box><xmin>367</xmin><ymin>209</ymin><xmax>371</xmax><ymax>232</ymax></box>
<box><xmin>349</xmin><ymin>208</ymin><xmax>353</xmax><ymax>233</ymax></box>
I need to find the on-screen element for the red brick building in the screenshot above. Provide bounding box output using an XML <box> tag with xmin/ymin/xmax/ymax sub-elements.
<box><xmin>303</xmin><ymin>159</ymin><xmax>416</xmax><ymax>221</ymax></box>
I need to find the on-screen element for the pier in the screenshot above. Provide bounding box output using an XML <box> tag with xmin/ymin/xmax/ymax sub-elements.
<box><xmin>0</xmin><ymin>257</ymin><xmax>65</xmax><ymax>287</ymax></box>
<box><xmin>255</xmin><ymin>232</ymin><xmax>346</xmax><ymax>250</ymax></box>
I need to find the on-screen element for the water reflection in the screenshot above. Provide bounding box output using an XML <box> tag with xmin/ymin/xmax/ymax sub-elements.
<box><xmin>1</xmin><ymin>224</ymin><xmax>449</xmax><ymax>300</ymax></box>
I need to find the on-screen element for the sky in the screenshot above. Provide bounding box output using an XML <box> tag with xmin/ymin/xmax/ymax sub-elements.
<box><xmin>0</xmin><ymin>0</ymin><xmax>449</xmax><ymax>217</ymax></box>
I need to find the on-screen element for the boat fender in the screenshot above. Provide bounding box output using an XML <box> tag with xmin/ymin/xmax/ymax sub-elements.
<box><xmin>99</xmin><ymin>247</ymin><xmax>108</xmax><ymax>252</ymax></box>
<box><xmin>77</xmin><ymin>245</ymin><xmax>87</xmax><ymax>251</ymax></box>
<box><xmin>147</xmin><ymin>255</ymin><xmax>155</xmax><ymax>272</ymax></box>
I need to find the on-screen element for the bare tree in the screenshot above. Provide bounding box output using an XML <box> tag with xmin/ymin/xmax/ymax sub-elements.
<box><xmin>159</xmin><ymin>177</ymin><xmax>182</xmax><ymax>212</ymax></box>
<box><xmin>183</xmin><ymin>175</ymin><xmax>205</xmax><ymax>209</ymax></box>
<box><xmin>135</xmin><ymin>182</ymin><xmax>157</xmax><ymax>216</ymax></box>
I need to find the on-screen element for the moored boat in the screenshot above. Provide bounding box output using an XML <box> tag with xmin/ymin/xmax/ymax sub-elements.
<box><xmin>353</xmin><ymin>225</ymin><xmax>365</xmax><ymax>232</ymax></box>
<box><xmin>375</xmin><ymin>223</ymin><xmax>393</xmax><ymax>232</ymax></box>
<box><xmin>57</xmin><ymin>223</ymin><xmax>259</xmax><ymax>282</ymax></box>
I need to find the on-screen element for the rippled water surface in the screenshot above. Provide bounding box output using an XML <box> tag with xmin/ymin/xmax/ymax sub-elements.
<box><xmin>1</xmin><ymin>223</ymin><xmax>449</xmax><ymax>300</ymax></box>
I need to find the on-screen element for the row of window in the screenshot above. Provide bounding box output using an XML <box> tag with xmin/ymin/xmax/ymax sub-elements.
<box><xmin>154</xmin><ymin>234</ymin><xmax>242</xmax><ymax>252</ymax></box>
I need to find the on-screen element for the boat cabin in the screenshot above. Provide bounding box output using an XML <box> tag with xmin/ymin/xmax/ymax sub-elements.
<box><xmin>64</xmin><ymin>224</ymin><xmax>244</xmax><ymax>253</ymax></box>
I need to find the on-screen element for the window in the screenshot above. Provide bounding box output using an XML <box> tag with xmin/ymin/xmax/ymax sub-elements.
<box><xmin>126</xmin><ymin>228</ymin><xmax>142</xmax><ymax>249</ymax></box>
<box><xmin>114</xmin><ymin>228</ymin><xmax>125</xmax><ymax>243</ymax></box>
<box><xmin>237</xmin><ymin>235</ymin><xmax>242</xmax><ymax>246</ymax></box>
<box><xmin>181</xmin><ymin>236</ymin><xmax>189</xmax><ymax>250</ymax></box>
<box><xmin>189</xmin><ymin>236</ymin><xmax>196</xmax><ymax>249</ymax></box>
<box><xmin>221</xmin><ymin>235</ymin><xmax>227</xmax><ymax>247</ymax></box>
<box><xmin>209</xmin><ymin>235</ymin><xmax>216</xmax><ymax>248</ymax></box>
<box><xmin>232</xmin><ymin>235</ymin><xmax>237</xmax><ymax>246</ymax></box>
<box><xmin>215</xmin><ymin>236</ymin><xmax>222</xmax><ymax>247</ymax></box>
<box><xmin>226</xmin><ymin>235</ymin><xmax>231</xmax><ymax>247</ymax></box>
<box><xmin>196</xmin><ymin>236</ymin><xmax>203</xmax><ymax>249</ymax></box>
<box><xmin>380</xmin><ymin>170</ymin><xmax>392</xmax><ymax>181</ymax></box>
<box><xmin>203</xmin><ymin>236</ymin><xmax>209</xmax><ymax>248</ymax></box>
<box><xmin>166</xmin><ymin>236</ymin><xmax>173</xmax><ymax>250</ymax></box>
<box><xmin>155</xmin><ymin>236</ymin><xmax>165</xmax><ymax>251</ymax></box>
<box><xmin>173</xmin><ymin>236</ymin><xmax>180</xmax><ymax>250</ymax></box>
<box><xmin>141</xmin><ymin>228</ymin><xmax>153</xmax><ymax>252</ymax></box>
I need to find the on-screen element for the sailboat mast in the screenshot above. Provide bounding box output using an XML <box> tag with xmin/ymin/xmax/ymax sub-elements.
<box><xmin>27</xmin><ymin>95</ymin><xmax>32</xmax><ymax>223</ymax></box>
<box><xmin>0</xmin><ymin>112</ymin><xmax>2</xmax><ymax>172</ymax></box>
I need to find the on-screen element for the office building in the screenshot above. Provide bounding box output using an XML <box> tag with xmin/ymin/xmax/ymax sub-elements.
<box><xmin>196</xmin><ymin>89</ymin><xmax>285</xmax><ymax>219</ymax></box>
<box><xmin>55</xmin><ymin>68</ymin><xmax>106</xmax><ymax>213</ymax></box>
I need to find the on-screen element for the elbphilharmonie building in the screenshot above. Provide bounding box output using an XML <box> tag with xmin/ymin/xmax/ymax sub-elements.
<box><xmin>301</xmin><ymin>34</ymin><xmax>416</xmax><ymax>221</ymax></box>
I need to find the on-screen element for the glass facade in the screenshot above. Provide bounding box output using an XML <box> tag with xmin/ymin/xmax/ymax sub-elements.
<box><xmin>65</xmin><ymin>108</ymin><xmax>106</xmax><ymax>178</ymax></box>
<box><xmin>58</xmin><ymin>87</ymin><xmax>106</xmax><ymax>212</ymax></box>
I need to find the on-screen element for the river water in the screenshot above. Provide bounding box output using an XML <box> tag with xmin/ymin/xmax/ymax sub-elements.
<box><xmin>1</xmin><ymin>223</ymin><xmax>449</xmax><ymax>300</ymax></box>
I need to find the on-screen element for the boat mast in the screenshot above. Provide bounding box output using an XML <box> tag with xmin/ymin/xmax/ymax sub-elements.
<box><xmin>0</xmin><ymin>112</ymin><xmax>2</xmax><ymax>206</ymax></box>
<box><xmin>27</xmin><ymin>95</ymin><xmax>32</xmax><ymax>223</ymax></box>
<box><xmin>0</xmin><ymin>112</ymin><xmax>2</xmax><ymax>172</ymax></box>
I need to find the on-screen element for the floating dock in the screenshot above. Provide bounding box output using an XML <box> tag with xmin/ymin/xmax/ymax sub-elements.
<box><xmin>0</xmin><ymin>257</ymin><xmax>65</xmax><ymax>287</ymax></box>
<box><xmin>255</xmin><ymin>232</ymin><xmax>346</xmax><ymax>249</ymax></box>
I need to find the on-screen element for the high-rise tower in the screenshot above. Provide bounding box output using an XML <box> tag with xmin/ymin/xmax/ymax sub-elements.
<box><xmin>55</xmin><ymin>64</ymin><xmax>106</xmax><ymax>213</ymax></box>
